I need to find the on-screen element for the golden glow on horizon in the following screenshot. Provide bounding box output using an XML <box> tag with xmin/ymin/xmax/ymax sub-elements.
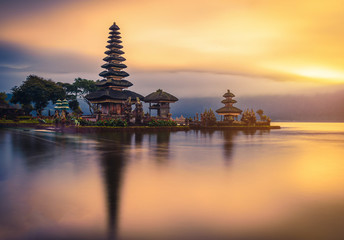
<box><xmin>294</xmin><ymin>67</ymin><xmax>344</xmax><ymax>83</ymax></box>
<box><xmin>1</xmin><ymin>0</ymin><xmax>344</xmax><ymax>86</ymax></box>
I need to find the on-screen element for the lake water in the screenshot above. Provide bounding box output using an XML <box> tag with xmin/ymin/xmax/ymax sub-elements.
<box><xmin>1</xmin><ymin>122</ymin><xmax>344</xmax><ymax>240</ymax></box>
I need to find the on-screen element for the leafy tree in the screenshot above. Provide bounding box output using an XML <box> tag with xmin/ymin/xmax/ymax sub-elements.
<box><xmin>68</xmin><ymin>99</ymin><xmax>83</xmax><ymax>116</ymax></box>
<box><xmin>241</xmin><ymin>109</ymin><xmax>257</xmax><ymax>125</ymax></box>
<box><xmin>58</xmin><ymin>78</ymin><xmax>98</xmax><ymax>114</ymax></box>
<box><xmin>201</xmin><ymin>108</ymin><xmax>217</xmax><ymax>126</ymax></box>
<box><xmin>11</xmin><ymin>75</ymin><xmax>65</xmax><ymax>116</ymax></box>
<box><xmin>68</xmin><ymin>99</ymin><xmax>79</xmax><ymax>111</ymax></box>
<box><xmin>56</xmin><ymin>82</ymin><xmax>78</xmax><ymax>100</ymax></box>
<box><xmin>73</xmin><ymin>78</ymin><xmax>98</xmax><ymax>114</ymax></box>
<box><xmin>21</xmin><ymin>103</ymin><xmax>34</xmax><ymax>115</ymax></box>
<box><xmin>73</xmin><ymin>78</ymin><xmax>98</xmax><ymax>96</ymax></box>
<box><xmin>256</xmin><ymin>109</ymin><xmax>271</xmax><ymax>123</ymax></box>
<box><xmin>0</xmin><ymin>92</ymin><xmax>8</xmax><ymax>105</ymax></box>
<box><xmin>256</xmin><ymin>109</ymin><xmax>264</xmax><ymax>120</ymax></box>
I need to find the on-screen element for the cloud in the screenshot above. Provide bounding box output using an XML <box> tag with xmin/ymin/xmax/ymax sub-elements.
<box><xmin>0</xmin><ymin>41</ymin><xmax>100</xmax><ymax>91</ymax></box>
<box><xmin>1</xmin><ymin>0</ymin><xmax>344</xmax><ymax>95</ymax></box>
<box><xmin>0</xmin><ymin>0</ymin><xmax>89</xmax><ymax>22</ymax></box>
<box><xmin>128</xmin><ymin>70</ymin><xmax>338</xmax><ymax>98</ymax></box>
<box><xmin>0</xmin><ymin>41</ymin><xmax>32</xmax><ymax>66</ymax></box>
<box><xmin>0</xmin><ymin>41</ymin><xmax>99</xmax><ymax>73</ymax></box>
<box><xmin>0</xmin><ymin>40</ymin><xmax>342</xmax><ymax>98</ymax></box>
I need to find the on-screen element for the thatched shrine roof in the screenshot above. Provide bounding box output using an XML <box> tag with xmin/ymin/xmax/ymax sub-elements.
<box><xmin>144</xmin><ymin>89</ymin><xmax>178</xmax><ymax>103</ymax></box>
<box><xmin>108</xmin><ymin>35</ymin><xmax>121</xmax><ymax>39</ymax></box>
<box><xmin>103</xmin><ymin>56</ymin><xmax>126</xmax><ymax>62</ymax></box>
<box><xmin>86</xmin><ymin>89</ymin><xmax>143</xmax><ymax>101</ymax></box>
<box><xmin>223</xmin><ymin>89</ymin><xmax>235</xmax><ymax>98</ymax></box>
<box><xmin>109</xmin><ymin>31</ymin><xmax>120</xmax><ymax>35</ymax></box>
<box><xmin>216</xmin><ymin>106</ymin><xmax>242</xmax><ymax>114</ymax></box>
<box><xmin>96</xmin><ymin>79</ymin><xmax>133</xmax><ymax>88</ymax></box>
<box><xmin>107</xmin><ymin>39</ymin><xmax>122</xmax><ymax>44</ymax></box>
<box><xmin>99</xmin><ymin>70</ymin><xmax>129</xmax><ymax>78</ymax></box>
<box><xmin>101</xmin><ymin>63</ymin><xmax>127</xmax><ymax>69</ymax></box>
<box><xmin>106</xmin><ymin>44</ymin><xmax>123</xmax><ymax>49</ymax></box>
<box><xmin>105</xmin><ymin>49</ymin><xmax>124</xmax><ymax>55</ymax></box>
<box><xmin>221</xmin><ymin>99</ymin><xmax>237</xmax><ymax>104</ymax></box>
<box><xmin>109</xmin><ymin>23</ymin><xmax>120</xmax><ymax>30</ymax></box>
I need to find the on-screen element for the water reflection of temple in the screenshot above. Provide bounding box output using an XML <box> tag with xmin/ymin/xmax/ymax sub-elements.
<box><xmin>221</xmin><ymin>130</ymin><xmax>238</xmax><ymax>161</ymax></box>
<box><xmin>148</xmin><ymin>131</ymin><xmax>171</xmax><ymax>165</ymax></box>
<box><xmin>96</xmin><ymin>131</ymin><xmax>172</xmax><ymax>239</ymax></box>
<box><xmin>220</xmin><ymin>129</ymin><xmax>271</xmax><ymax>163</ymax></box>
<box><xmin>96</xmin><ymin>132</ymin><xmax>133</xmax><ymax>240</ymax></box>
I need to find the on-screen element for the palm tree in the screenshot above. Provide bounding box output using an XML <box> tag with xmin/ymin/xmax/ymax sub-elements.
<box><xmin>256</xmin><ymin>109</ymin><xmax>264</xmax><ymax>121</ymax></box>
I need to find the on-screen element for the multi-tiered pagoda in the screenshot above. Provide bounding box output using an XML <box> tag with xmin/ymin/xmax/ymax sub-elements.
<box><xmin>216</xmin><ymin>90</ymin><xmax>242</xmax><ymax>121</ymax></box>
<box><xmin>86</xmin><ymin>22</ymin><xmax>143</xmax><ymax>115</ymax></box>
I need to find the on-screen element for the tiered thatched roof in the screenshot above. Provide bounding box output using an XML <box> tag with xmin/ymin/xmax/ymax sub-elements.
<box><xmin>86</xmin><ymin>89</ymin><xmax>143</xmax><ymax>101</ymax></box>
<box><xmin>216</xmin><ymin>89</ymin><xmax>242</xmax><ymax>115</ymax></box>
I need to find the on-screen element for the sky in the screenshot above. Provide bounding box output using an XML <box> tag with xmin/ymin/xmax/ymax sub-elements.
<box><xmin>1</xmin><ymin>0</ymin><xmax>344</xmax><ymax>98</ymax></box>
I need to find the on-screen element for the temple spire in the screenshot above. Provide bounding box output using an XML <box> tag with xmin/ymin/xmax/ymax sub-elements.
<box><xmin>98</xmin><ymin>22</ymin><xmax>132</xmax><ymax>90</ymax></box>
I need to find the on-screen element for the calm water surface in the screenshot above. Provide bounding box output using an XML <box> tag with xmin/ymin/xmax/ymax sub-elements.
<box><xmin>1</xmin><ymin>122</ymin><xmax>344</xmax><ymax>240</ymax></box>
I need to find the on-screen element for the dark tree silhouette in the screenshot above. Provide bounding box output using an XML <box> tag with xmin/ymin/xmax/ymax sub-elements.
<box><xmin>11</xmin><ymin>75</ymin><xmax>65</xmax><ymax>116</ymax></box>
<box><xmin>58</xmin><ymin>78</ymin><xmax>98</xmax><ymax>114</ymax></box>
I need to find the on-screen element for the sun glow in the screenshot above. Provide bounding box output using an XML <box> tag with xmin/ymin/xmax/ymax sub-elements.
<box><xmin>294</xmin><ymin>67</ymin><xmax>344</xmax><ymax>83</ymax></box>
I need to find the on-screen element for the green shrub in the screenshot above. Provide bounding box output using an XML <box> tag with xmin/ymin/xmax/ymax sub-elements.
<box><xmin>44</xmin><ymin>119</ymin><xmax>54</xmax><ymax>124</ymax></box>
<box><xmin>96</xmin><ymin>120</ymin><xmax>105</xmax><ymax>126</ymax></box>
<box><xmin>79</xmin><ymin>119</ymin><xmax>127</xmax><ymax>127</ymax></box>
<box><xmin>79</xmin><ymin>119</ymin><xmax>95</xmax><ymax>126</ymax></box>
<box><xmin>241</xmin><ymin>109</ymin><xmax>257</xmax><ymax>125</ymax></box>
<box><xmin>200</xmin><ymin>109</ymin><xmax>217</xmax><ymax>126</ymax></box>
<box><xmin>148</xmin><ymin>119</ymin><xmax>177</xmax><ymax>127</ymax></box>
<box><xmin>18</xmin><ymin>116</ymin><xmax>32</xmax><ymax>120</ymax></box>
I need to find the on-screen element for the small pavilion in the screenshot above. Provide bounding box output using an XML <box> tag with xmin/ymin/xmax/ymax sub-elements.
<box><xmin>144</xmin><ymin>89</ymin><xmax>178</xmax><ymax>118</ymax></box>
<box><xmin>216</xmin><ymin>90</ymin><xmax>242</xmax><ymax>121</ymax></box>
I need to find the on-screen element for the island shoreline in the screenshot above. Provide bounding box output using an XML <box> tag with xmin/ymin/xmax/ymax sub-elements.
<box><xmin>0</xmin><ymin>123</ymin><xmax>281</xmax><ymax>133</ymax></box>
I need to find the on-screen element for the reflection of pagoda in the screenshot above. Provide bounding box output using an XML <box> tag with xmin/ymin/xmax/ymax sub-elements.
<box><xmin>221</xmin><ymin>130</ymin><xmax>238</xmax><ymax>161</ymax></box>
<box><xmin>97</xmin><ymin>132</ymin><xmax>135</xmax><ymax>240</ymax></box>
<box><xmin>216</xmin><ymin>90</ymin><xmax>242</xmax><ymax>121</ymax></box>
<box><xmin>148</xmin><ymin>132</ymin><xmax>171</xmax><ymax>164</ymax></box>
<box><xmin>86</xmin><ymin>22</ymin><xmax>143</xmax><ymax>115</ymax></box>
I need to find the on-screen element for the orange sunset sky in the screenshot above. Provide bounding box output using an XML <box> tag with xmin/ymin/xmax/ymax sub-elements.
<box><xmin>1</xmin><ymin>0</ymin><xmax>344</xmax><ymax>97</ymax></box>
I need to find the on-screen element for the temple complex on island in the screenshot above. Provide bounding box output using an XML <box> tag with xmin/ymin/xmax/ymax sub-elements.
<box><xmin>144</xmin><ymin>89</ymin><xmax>178</xmax><ymax>118</ymax></box>
<box><xmin>216</xmin><ymin>90</ymin><xmax>242</xmax><ymax>121</ymax></box>
<box><xmin>86</xmin><ymin>22</ymin><xmax>143</xmax><ymax>115</ymax></box>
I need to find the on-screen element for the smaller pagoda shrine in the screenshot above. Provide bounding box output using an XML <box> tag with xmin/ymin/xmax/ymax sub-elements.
<box><xmin>144</xmin><ymin>89</ymin><xmax>178</xmax><ymax>118</ymax></box>
<box><xmin>54</xmin><ymin>99</ymin><xmax>69</xmax><ymax>111</ymax></box>
<box><xmin>216</xmin><ymin>90</ymin><xmax>242</xmax><ymax>121</ymax></box>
